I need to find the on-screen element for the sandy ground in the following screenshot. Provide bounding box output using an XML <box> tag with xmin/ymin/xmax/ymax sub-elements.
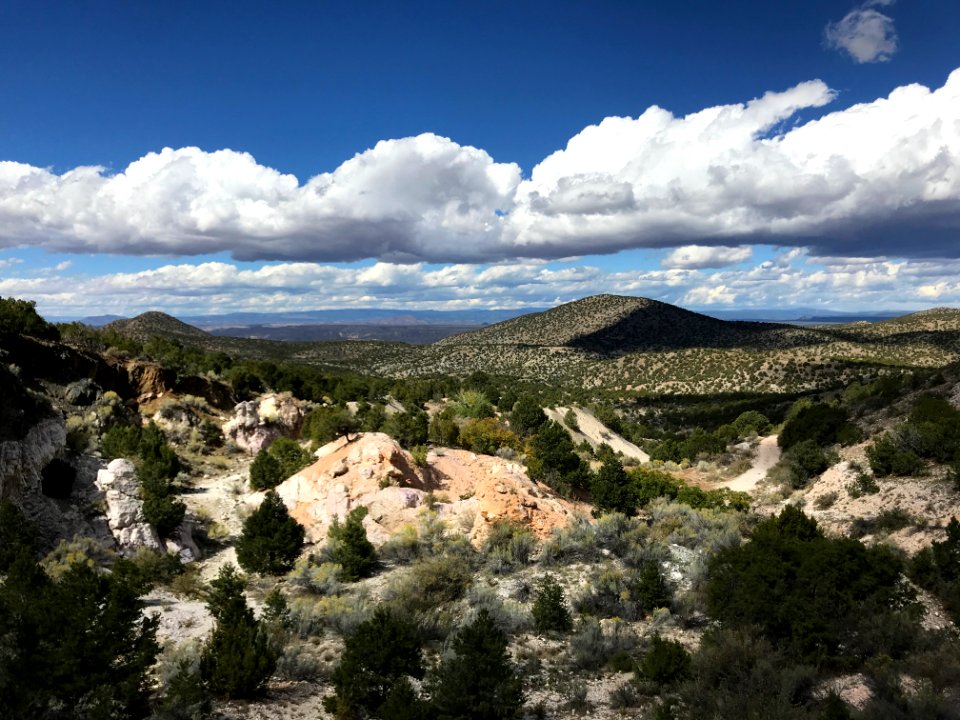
<box><xmin>545</xmin><ymin>406</ymin><xmax>650</xmax><ymax>463</ymax></box>
<box><xmin>720</xmin><ymin>435</ymin><xmax>781</xmax><ymax>492</ymax></box>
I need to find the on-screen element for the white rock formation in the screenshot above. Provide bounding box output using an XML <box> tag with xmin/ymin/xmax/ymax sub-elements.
<box><xmin>95</xmin><ymin>458</ymin><xmax>163</xmax><ymax>553</ymax></box>
<box><xmin>222</xmin><ymin>393</ymin><xmax>304</xmax><ymax>454</ymax></box>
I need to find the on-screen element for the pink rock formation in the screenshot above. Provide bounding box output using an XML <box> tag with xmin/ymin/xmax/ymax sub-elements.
<box><xmin>270</xmin><ymin>433</ymin><xmax>586</xmax><ymax>546</ymax></box>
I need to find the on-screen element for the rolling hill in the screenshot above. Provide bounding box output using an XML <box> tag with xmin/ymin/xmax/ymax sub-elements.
<box><xmin>99</xmin><ymin>296</ymin><xmax>960</xmax><ymax>396</ymax></box>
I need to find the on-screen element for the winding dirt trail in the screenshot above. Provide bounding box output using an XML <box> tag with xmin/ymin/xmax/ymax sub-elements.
<box><xmin>722</xmin><ymin>434</ymin><xmax>781</xmax><ymax>492</ymax></box>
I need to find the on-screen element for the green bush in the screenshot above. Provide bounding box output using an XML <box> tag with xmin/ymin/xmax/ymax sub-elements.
<box><xmin>200</xmin><ymin>565</ymin><xmax>276</xmax><ymax>699</ymax></box>
<box><xmin>327</xmin><ymin>506</ymin><xmax>378</xmax><ymax>581</ymax></box>
<box><xmin>867</xmin><ymin>434</ymin><xmax>924</xmax><ymax>477</ymax></box>
<box><xmin>387</xmin><ymin>553</ymin><xmax>474</xmax><ymax>616</ymax></box>
<box><xmin>324</xmin><ymin>607</ymin><xmax>425</xmax><ymax>719</ymax></box>
<box><xmin>382</xmin><ymin>410</ymin><xmax>429</xmax><ymax>448</ymax></box>
<box><xmin>731</xmin><ymin>410</ymin><xmax>771</xmax><ymax>437</ymax></box>
<box><xmin>775</xmin><ymin>439</ymin><xmax>832</xmax><ymax>489</ymax></box>
<box><xmin>638</xmin><ymin>635</ymin><xmax>692</xmax><ymax>687</ymax></box>
<box><xmin>142</xmin><ymin>477</ymin><xmax>187</xmax><ymax>537</ymax></box>
<box><xmin>678</xmin><ymin>627</ymin><xmax>816</xmax><ymax>720</ymax></box>
<box><xmin>428</xmin><ymin>609</ymin><xmax>524</xmax><ymax>720</ymax></box>
<box><xmin>591</xmin><ymin>457</ymin><xmax>638</xmax><ymax>516</ymax></box>
<box><xmin>525</xmin><ymin>420</ymin><xmax>591</xmax><ymax>494</ymax></box>
<box><xmin>779</xmin><ymin>403</ymin><xmax>857</xmax><ymax>451</ymax></box>
<box><xmin>909</xmin><ymin>516</ymin><xmax>960</xmax><ymax>623</ymax></box>
<box><xmin>532</xmin><ymin>574</ymin><xmax>572</xmax><ymax>634</ymax></box>
<box><xmin>267</xmin><ymin>437</ymin><xmax>312</xmax><ymax>478</ymax></box>
<box><xmin>235</xmin><ymin>491</ymin><xmax>306</xmax><ymax>575</ymax></box>
<box><xmin>706</xmin><ymin>506</ymin><xmax>917</xmax><ymax>666</ymax></box>
<box><xmin>0</xmin><ymin>550</ymin><xmax>159</xmax><ymax>718</ymax></box>
<box><xmin>101</xmin><ymin>423</ymin><xmax>144</xmax><ymax>460</ymax></box>
<box><xmin>301</xmin><ymin>405</ymin><xmax>359</xmax><ymax>445</ymax></box>
<box><xmin>0</xmin><ymin>501</ymin><xmax>37</xmax><ymax>572</ymax></box>
<box><xmin>459</xmin><ymin>417</ymin><xmax>519</xmax><ymax>455</ymax></box>
<box><xmin>428</xmin><ymin>406</ymin><xmax>460</xmax><ymax>446</ymax></box>
<box><xmin>483</xmin><ymin>521</ymin><xmax>536</xmax><ymax>573</ymax></box>
<box><xmin>452</xmin><ymin>389</ymin><xmax>495</xmax><ymax>419</ymax></box>
<box><xmin>249</xmin><ymin>448</ymin><xmax>283</xmax><ymax>490</ymax></box>
<box><xmin>511</xmin><ymin>395</ymin><xmax>547</xmax><ymax>437</ymax></box>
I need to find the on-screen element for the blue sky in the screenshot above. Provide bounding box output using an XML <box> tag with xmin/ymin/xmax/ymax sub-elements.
<box><xmin>1</xmin><ymin>0</ymin><xmax>959</xmax><ymax>317</ymax></box>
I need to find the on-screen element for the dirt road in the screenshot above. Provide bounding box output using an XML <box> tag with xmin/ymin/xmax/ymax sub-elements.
<box><xmin>722</xmin><ymin>435</ymin><xmax>780</xmax><ymax>492</ymax></box>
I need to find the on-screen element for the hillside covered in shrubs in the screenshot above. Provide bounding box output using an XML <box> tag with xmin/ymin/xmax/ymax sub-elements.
<box><xmin>1</xmin><ymin>295</ymin><xmax>960</xmax><ymax>719</ymax></box>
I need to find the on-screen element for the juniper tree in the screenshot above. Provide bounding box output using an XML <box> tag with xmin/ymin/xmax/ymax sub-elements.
<box><xmin>199</xmin><ymin>564</ymin><xmax>276</xmax><ymax>699</ymax></box>
<box><xmin>327</xmin><ymin>506</ymin><xmax>378</xmax><ymax>581</ymax></box>
<box><xmin>429</xmin><ymin>609</ymin><xmax>524</xmax><ymax>720</ymax></box>
<box><xmin>235</xmin><ymin>490</ymin><xmax>306</xmax><ymax>575</ymax></box>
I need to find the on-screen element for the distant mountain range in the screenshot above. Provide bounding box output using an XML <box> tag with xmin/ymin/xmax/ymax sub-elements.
<box><xmin>64</xmin><ymin>305</ymin><xmax>910</xmax><ymax>344</ymax></box>
<box><xmin>70</xmin><ymin>305</ymin><xmax>907</xmax><ymax>328</ymax></box>
<box><xmin>98</xmin><ymin>295</ymin><xmax>960</xmax><ymax>396</ymax></box>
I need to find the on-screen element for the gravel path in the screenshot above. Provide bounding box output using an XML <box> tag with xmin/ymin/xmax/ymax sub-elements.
<box><xmin>722</xmin><ymin>434</ymin><xmax>781</xmax><ymax>492</ymax></box>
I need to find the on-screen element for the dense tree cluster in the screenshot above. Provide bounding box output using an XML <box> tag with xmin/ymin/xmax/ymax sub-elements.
<box><xmin>868</xmin><ymin>394</ymin><xmax>960</xmax><ymax>477</ymax></box>
<box><xmin>0</xmin><ymin>504</ymin><xmax>159</xmax><ymax>719</ymax></box>
<box><xmin>707</xmin><ymin>505</ymin><xmax>914</xmax><ymax>667</ymax></box>
<box><xmin>0</xmin><ymin>296</ymin><xmax>60</xmax><ymax>340</ymax></box>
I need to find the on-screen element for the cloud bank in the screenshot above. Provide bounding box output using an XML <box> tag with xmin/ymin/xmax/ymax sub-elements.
<box><xmin>6</xmin><ymin>252</ymin><xmax>960</xmax><ymax>318</ymax></box>
<box><xmin>1</xmin><ymin>69</ymin><xmax>959</xmax><ymax>263</ymax></box>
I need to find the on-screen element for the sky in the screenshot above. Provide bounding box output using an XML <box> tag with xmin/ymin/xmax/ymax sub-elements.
<box><xmin>1</xmin><ymin>0</ymin><xmax>959</xmax><ymax>318</ymax></box>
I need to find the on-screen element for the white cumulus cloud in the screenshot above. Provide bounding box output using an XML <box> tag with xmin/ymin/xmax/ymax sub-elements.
<box><xmin>825</xmin><ymin>1</ymin><xmax>899</xmax><ymax>63</ymax></box>
<box><xmin>1</xmin><ymin>69</ymin><xmax>960</xmax><ymax>263</ymax></box>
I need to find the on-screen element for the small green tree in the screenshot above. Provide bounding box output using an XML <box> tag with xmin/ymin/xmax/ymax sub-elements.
<box><xmin>142</xmin><ymin>476</ymin><xmax>187</xmax><ymax>537</ymax></box>
<box><xmin>383</xmin><ymin>410</ymin><xmax>429</xmax><ymax>448</ymax></box>
<box><xmin>429</xmin><ymin>609</ymin><xmax>524</xmax><ymax>720</ymax></box>
<box><xmin>591</xmin><ymin>458</ymin><xmax>638</xmax><ymax>516</ymax></box>
<box><xmin>235</xmin><ymin>491</ymin><xmax>306</xmax><ymax>575</ymax></box>
<box><xmin>452</xmin><ymin>389</ymin><xmax>495</xmax><ymax>419</ymax></box>
<box><xmin>429</xmin><ymin>406</ymin><xmax>460</xmax><ymax>447</ymax></box>
<box><xmin>638</xmin><ymin>636</ymin><xmax>692</xmax><ymax>687</ymax></box>
<box><xmin>532</xmin><ymin>574</ymin><xmax>572</xmax><ymax>634</ymax></box>
<box><xmin>525</xmin><ymin>420</ymin><xmax>590</xmax><ymax>494</ymax></box>
<box><xmin>267</xmin><ymin>437</ymin><xmax>312</xmax><ymax>478</ymax></box>
<box><xmin>636</xmin><ymin>562</ymin><xmax>671</xmax><ymax>615</ymax></box>
<box><xmin>327</xmin><ymin>506</ymin><xmax>378</xmax><ymax>581</ymax></box>
<box><xmin>249</xmin><ymin>447</ymin><xmax>283</xmax><ymax>490</ymax></box>
<box><xmin>200</xmin><ymin>565</ymin><xmax>275</xmax><ymax>699</ymax></box>
<box><xmin>302</xmin><ymin>405</ymin><xmax>360</xmax><ymax>445</ymax></box>
<box><xmin>510</xmin><ymin>395</ymin><xmax>546</xmax><ymax>437</ymax></box>
<box><xmin>324</xmin><ymin>607</ymin><xmax>425</xmax><ymax>719</ymax></box>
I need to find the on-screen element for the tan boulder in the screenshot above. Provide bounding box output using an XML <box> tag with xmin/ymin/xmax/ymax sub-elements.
<box><xmin>270</xmin><ymin>433</ymin><xmax>586</xmax><ymax>547</ymax></box>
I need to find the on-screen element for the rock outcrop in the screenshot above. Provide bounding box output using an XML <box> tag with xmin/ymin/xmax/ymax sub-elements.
<box><xmin>0</xmin><ymin>417</ymin><xmax>66</xmax><ymax>501</ymax></box>
<box><xmin>269</xmin><ymin>433</ymin><xmax>586</xmax><ymax>546</ymax></box>
<box><xmin>223</xmin><ymin>393</ymin><xmax>306</xmax><ymax>454</ymax></box>
<box><xmin>95</xmin><ymin>458</ymin><xmax>163</xmax><ymax>553</ymax></box>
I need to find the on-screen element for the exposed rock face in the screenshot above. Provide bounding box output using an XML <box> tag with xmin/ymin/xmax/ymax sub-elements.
<box><xmin>95</xmin><ymin>459</ymin><xmax>163</xmax><ymax>553</ymax></box>
<box><xmin>223</xmin><ymin>393</ymin><xmax>305</xmax><ymax>454</ymax></box>
<box><xmin>0</xmin><ymin>417</ymin><xmax>66</xmax><ymax>501</ymax></box>
<box><xmin>64</xmin><ymin>378</ymin><xmax>102</xmax><ymax>406</ymax></box>
<box><xmin>270</xmin><ymin>433</ymin><xmax>586</xmax><ymax>546</ymax></box>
